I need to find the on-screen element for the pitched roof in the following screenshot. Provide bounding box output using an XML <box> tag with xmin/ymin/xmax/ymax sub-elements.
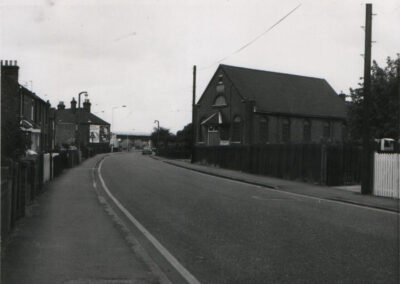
<box><xmin>19</xmin><ymin>85</ymin><xmax>48</xmax><ymax>104</ymax></box>
<box><xmin>219</xmin><ymin>64</ymin><xmax>347</xmax><ymax>119</ymax></box>
<box><xmin>56</xmin><ymin>109</ymin><xmax>110</xmax><ymax>125</ymax></box>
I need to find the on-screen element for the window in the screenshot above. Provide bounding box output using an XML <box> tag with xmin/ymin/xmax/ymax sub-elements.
<box><xmin>214</xmin><ymin>95</ymin><xmax>227</xmax><ymax>106</ymax></box>
<box><xmin>341</xmin><ymin>123</ymin><xmax>347</xmax><ymax>141</ymax></box>
<box><xmin>198</xmin><ymin>123</ymin><xmax>204</xmax><ymax>142</ymax></box>
<box><xmin>31</xmin><ymin>104</ymin><xmax>34</xmax><ymax>121</ymax></box>
<box><xmin>208</xmin><ymin>126</ymin><xmax>218</xmax><ymax>132</ymax></box>
<box><xmin>232</xmin><ymin>116</ymin><xmax>242</xmax><ymax>142</ymax></box>
<box><xmin>303</xmin><ymin>120</ymin><xmax>311</xmax><ymax>142</ymax></box>
<box><xmin>282</xmin><ymin>118</ymin><xmax>290</xmax><ymax>142</ymax></box>
<box><xmin>323</xmin><ymin>121</ymin><xmax>331</xmax><ymax>139</ymax></box>
<box><xmin>259</xmin><ymin>116</ymin><xmax>268</xmax><ymax>143</ymax></box>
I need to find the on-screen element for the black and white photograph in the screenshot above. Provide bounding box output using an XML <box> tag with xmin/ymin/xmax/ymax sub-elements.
<box><xmin>1</xmin><ymin>0</ymin><xmax>399</xmax><ymax>283</ymax></box>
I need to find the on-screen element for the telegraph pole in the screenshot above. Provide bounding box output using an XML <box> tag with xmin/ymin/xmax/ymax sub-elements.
<box><xmin>361</xmin><ymin>3</ymin><xmax>373</xmax><ymax>194</ymax></box>
<box><xmin>397</xmin><ymin>56</ymin><xmax>400</xmax><ymax>152</ymax></box>
<box><xmin>191</xmin><ymin>65</ymin><xmax>196</xmax><ymax>163</ymax></box>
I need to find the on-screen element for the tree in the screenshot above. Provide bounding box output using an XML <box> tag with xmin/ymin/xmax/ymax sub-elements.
<box><xmin>348</xmin><ymin>56</ymin><xmax>399</xmax><ymax>140</ymax></box>
<box><xmin>176</xmin><ymin>123</ymin><xmax>193</xmax><ymax>150</ymax></box>
<box><xmin>150</xmin><ymin>127</ymin><xmax>174</xmax><ymax>148</ymax></box>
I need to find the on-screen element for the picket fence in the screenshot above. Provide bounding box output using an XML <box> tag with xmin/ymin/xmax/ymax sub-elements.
<box><xmin>373</xmin><ymin>153</ymin><xmax>400</xmax><ymax>198</ymax></box>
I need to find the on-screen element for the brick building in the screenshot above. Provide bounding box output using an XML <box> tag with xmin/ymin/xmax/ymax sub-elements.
<box><xmin>195</xmin><ymin>64</ymin><xmax>347</xmax><ymax>146</ymax></box>
<box><xmin>1</xmin><ymin>60</ymin><xmax>52</xmax><ymax>157</ymax></box>
<box><xmin>55</xmin><ymin>98</ymin><xmax>110</xmax><ymax>154</ymax></box>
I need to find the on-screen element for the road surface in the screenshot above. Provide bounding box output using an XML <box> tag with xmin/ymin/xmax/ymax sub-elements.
<box><xmin>97</xmin><ymin>152</ymin><xmax>399</xmax><ymax>284</ymax></box>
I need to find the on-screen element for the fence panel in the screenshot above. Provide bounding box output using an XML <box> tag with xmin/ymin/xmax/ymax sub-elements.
<box><xmin>43</xmin><ymin>153</ymin><xmax>51</xmax><ymax>182</ymax></box>
<box><xmin>194</xmin><ymin>144</ymin><xmax>362</xmax><ymax>186</ymax></box>
<box><xmin>373</xmin><ymin>153</ymin><xmax>400</xmax><ymax>198</ymax></box>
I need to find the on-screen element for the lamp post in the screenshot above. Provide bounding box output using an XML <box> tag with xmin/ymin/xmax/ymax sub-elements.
<box><xmin>111</xmin><ymin>105</ymin><xmax>126</xmax><ymax>152</ymax></box>
<box><xmin>112</xmin><ymin>105</ymin><xmax>127</xmax><ymax>133</ymax></box>
<box><xmin>127</xmin><ymin>128</ymin><xmax>135</xmax><ymax>152</ymax></box>
<box><xmin>154</xmin><ymin>120</ymin><xmax>160</xmax><ymax>148</ymax></box>
<box><xmin>76</xmin><ymin>91</ymin><xmax>88</xmax><ymax>155</ymax></box>
<box><xmin>78</xmin><ymin>91</ymin><xmax>88</xmax><ymax>109</ymax></box>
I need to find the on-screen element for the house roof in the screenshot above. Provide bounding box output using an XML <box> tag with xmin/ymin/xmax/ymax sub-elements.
<box><xmin>19</xmin><ymin>85</ymin><xmax>49</xmax><ymax>105</ymax></box>
<box><xmin>56</xmin><ymin>109</ymin><xmax>110</xmax><ymax>125</ymax></box>
<box><xmin>217</xmin><ymin>64</ymin><xmax>347</xmax><ymax>119</ymax></box>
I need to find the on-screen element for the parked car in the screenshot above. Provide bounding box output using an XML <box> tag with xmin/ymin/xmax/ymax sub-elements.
<box><xmin>142</xmin><ymin>147</ymin><xmax>152</xmax><ymax>155</ymax></box>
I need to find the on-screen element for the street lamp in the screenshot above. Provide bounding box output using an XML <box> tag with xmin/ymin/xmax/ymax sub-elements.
<box><xmin>126</xmin><ymin>128</ymin><xmax>135</xmax><ymax>152</ymax></box>
<box><xmin>112</xmin><ymin>105</ymin><xmax>127</xmax><ymax>133</ymax></box>
<box><xmin>76</xmin><ymin>91</ymin><xmax>88</xmax><ymax>154</ymax></box>
<box><xmin>78</xmin><ymin>91</ymin><xmax>88</xmax><ymax>109</ymax></box>
<box><xmin>111</xmin><ymin>105</ymin><xmax>126</xmax><ymax>152</ymax></box>
<box><xmin>154</xmin><ymin>120</ymin><xmax>160</xmax><ymax>148</ymax></box>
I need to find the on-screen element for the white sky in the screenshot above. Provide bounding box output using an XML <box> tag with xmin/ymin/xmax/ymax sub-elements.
<box><xmin>1</xmin><ymin>0</ymin><xmax>399</xmax><ymax>133</ymax></box>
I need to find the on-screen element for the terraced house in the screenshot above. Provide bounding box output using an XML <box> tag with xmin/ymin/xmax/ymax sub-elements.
<box><xmin>1</xmin><ymin>60</ymin><xmax>52</xmax><ymax>156</ymax></box>
<box><xmin>195</xmin><ymin>64</ymin><xmax>348</xmax><ymax>146</ymax></box>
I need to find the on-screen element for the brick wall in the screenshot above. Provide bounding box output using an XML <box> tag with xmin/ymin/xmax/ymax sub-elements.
<box><xmin>195</xmin><ymin>67</ymin><xmax>347</xmax><ymax>146</ymax></box>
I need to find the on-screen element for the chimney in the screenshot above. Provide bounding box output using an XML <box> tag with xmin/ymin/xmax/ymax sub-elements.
<box><xmin>1</xmin><ymin>59</ymin><xmax>19</xmax><ymax>82</ymax></box>
<box><xmin>57</xmin><ymin>101</ymin><xmax>65</xmax><ymax>110</ymax></box>
<box><xmin>83</xmin><ymin>99</ymin><xmax>91</xmax><ymax>112</ymax></box>
<box><xmin>71</xmin><ymin>97</ymin><xmax>77</xmax><ymax>112</ymax></box>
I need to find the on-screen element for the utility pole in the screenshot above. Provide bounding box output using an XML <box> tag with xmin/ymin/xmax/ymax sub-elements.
<box><xmin>361</xmin><ymin>3</ymin><xmax>373</xmax><ymax>194</ymax></box>
<box><xmin>154</xmin><ymin>120</ymin><xmax>160</xmax><ymax>148</ymax></box>
<box><xmin>191</xmin><ymin>65</ymin><xmax>196</xmax><ymax>163</ymax></box>
<box><xmin>397</xmin><ymin>56</ymin><xmax>400</xmax><ymax>152</ymax></box>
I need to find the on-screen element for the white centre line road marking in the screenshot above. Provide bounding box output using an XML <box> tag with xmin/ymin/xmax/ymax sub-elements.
<box><xmin>97</xmin><ymin>158</ymin><xmax>201</xmax><ymax>284</ymax></box>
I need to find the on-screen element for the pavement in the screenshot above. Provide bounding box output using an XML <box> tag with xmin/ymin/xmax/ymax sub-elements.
<box><xmin>151</xmin><ymin>156</ymin><xmax>399</xmax><ymax>213</ymax></box>
<box><xmin>1</xmin><ymin>153</ymin><xmax>168</xmax><ymax>284</ymax></box>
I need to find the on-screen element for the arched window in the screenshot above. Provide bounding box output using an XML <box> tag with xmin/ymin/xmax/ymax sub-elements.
<box><xmin>282</xmin><ymin>118</ymin><xmax>291</xmax><ymax>142</ymax></box>
<box><xmin>259</xmin><ymin>116</ymin><xmax>268</xmax><ymax>143</ymax></box>
<box><xmin>214</xmin><ymin>95</ymin><xmax>227</xmax><ymax>106</ymax></box>
<box><xmin>198</xmin><ymin>123</ymin><xmax>204</xmax><ymax>142</ymax></box>
<box><xmin>323</xmin><ymin>121</ymin><xmax>331</xmax><ymax>138</ymax></box>
<box><xmin>341</xmin><ymin>122</ymin><xmax>348</xmax><ymax>141</ymax></box>
<box><xmin>232</xmin><ymin>116</ymin><xmax>242</xmax><ymax>142</ymax></box>
<box><xmin>303</xmin><ymin>120</ymin><xmax>311</xmax><ymax>142</ymax></box>
<box><xmin>198</xmin><ymin>117</ymin><xmax>206</xmax><ymax>142</ymax></box>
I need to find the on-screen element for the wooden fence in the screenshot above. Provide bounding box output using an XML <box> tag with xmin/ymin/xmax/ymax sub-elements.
<box><xmin>373</xmin><ymin>153</ymin><xmax>400</xmax><ymax>198</ymax></box>
<box><xmin>193</xmin><ymin>144</ymin><xmax>362</xmax><ymax>186</ymax></box>
<box><xmin>1</xmin><ymin>150</ymin><xmax>78</xmax><ymax>241</ymax></box>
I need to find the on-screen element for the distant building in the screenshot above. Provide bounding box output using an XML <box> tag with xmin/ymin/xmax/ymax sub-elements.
<box><xmin>195</xmin><ymin>64</ymin><xmax>348</xmax><ymax>146</ymax></box>
<box><xmin>55</xmin><ymin>98</ymin><xmax>110</xmax><ymax>154</ymax></box>
<box><xmin>1</xmin><ymin>60</ymin><xmax>53</xmax><ymax>155</ymax></box>
<box><xmin>115</xmin><ymin>132</ymin><xmax>151</xmax><ymax>151</ymax></box>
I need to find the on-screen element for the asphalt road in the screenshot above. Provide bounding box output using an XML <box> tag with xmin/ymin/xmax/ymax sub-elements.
<box><xmin>99</xmin><ymin>152</ymin><xmax>399</xmax><ymax>284</ymax></box>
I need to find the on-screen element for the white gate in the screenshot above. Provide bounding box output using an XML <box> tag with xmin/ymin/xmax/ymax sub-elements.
<box><xmin>373</xmin><ymin>152</ymin><xmax>400</xmax><ymax>198</ymax></box>
<box><xmin>43</xmin><ymin>153</ymin><xmax>51</xmax><ymax>183</ymax></box>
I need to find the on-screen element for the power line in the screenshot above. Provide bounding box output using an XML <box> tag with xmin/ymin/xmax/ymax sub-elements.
<box><xmin>199</xmin><ymin>3</ymin><xmax>302</xmax><ymax>71</ymax></box>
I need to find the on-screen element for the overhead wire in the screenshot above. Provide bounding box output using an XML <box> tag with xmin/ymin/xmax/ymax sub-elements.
<box><xmin>199</xmin><ymin>3</ymin><xmax>302</xmax><ymax>71</ymax></box>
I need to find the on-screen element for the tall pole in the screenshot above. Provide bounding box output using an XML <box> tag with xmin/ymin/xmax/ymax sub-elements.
<box><xmin>397</xmin><ymin>56</ymin><xmax>400</xmax><ymax>151</ymax></box>
<box><xmin>111</xmin><ymin>105</ymin><xmax>126</xmax><ymax>151</ymax></box>
<box><xmin>191</xmin><ymin>65</ymin><xmax>196</xmax><ymax>163</ymax></box>
<box><xmin>154</xmin><ymin>120</ymin><xmax>160</xmax><ymax>148</ymax></box>
<box><xmin>76</xmin><ymin>91</ymin><xmax>87</xmax><ymax>156</ymax></box>
<box><xmin>361</xmin><ymin>3</ymin><xmax>373</xmax><ymax>194</ymax></box>
<box><xmin>78</xmin><ymin>91</ymin><xmax>87</xmax><ymax>109</ymax></box>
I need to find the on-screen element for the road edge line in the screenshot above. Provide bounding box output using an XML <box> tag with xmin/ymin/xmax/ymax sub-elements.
<box><xmin>151</xmin><ymin>156</ymin><xmax>399</xmax><ymax>215</ymax></box>
<box><xmin>97</xmin><ymin>158</ymin><xmax>201</xmax><ymax>284</ymax></box>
